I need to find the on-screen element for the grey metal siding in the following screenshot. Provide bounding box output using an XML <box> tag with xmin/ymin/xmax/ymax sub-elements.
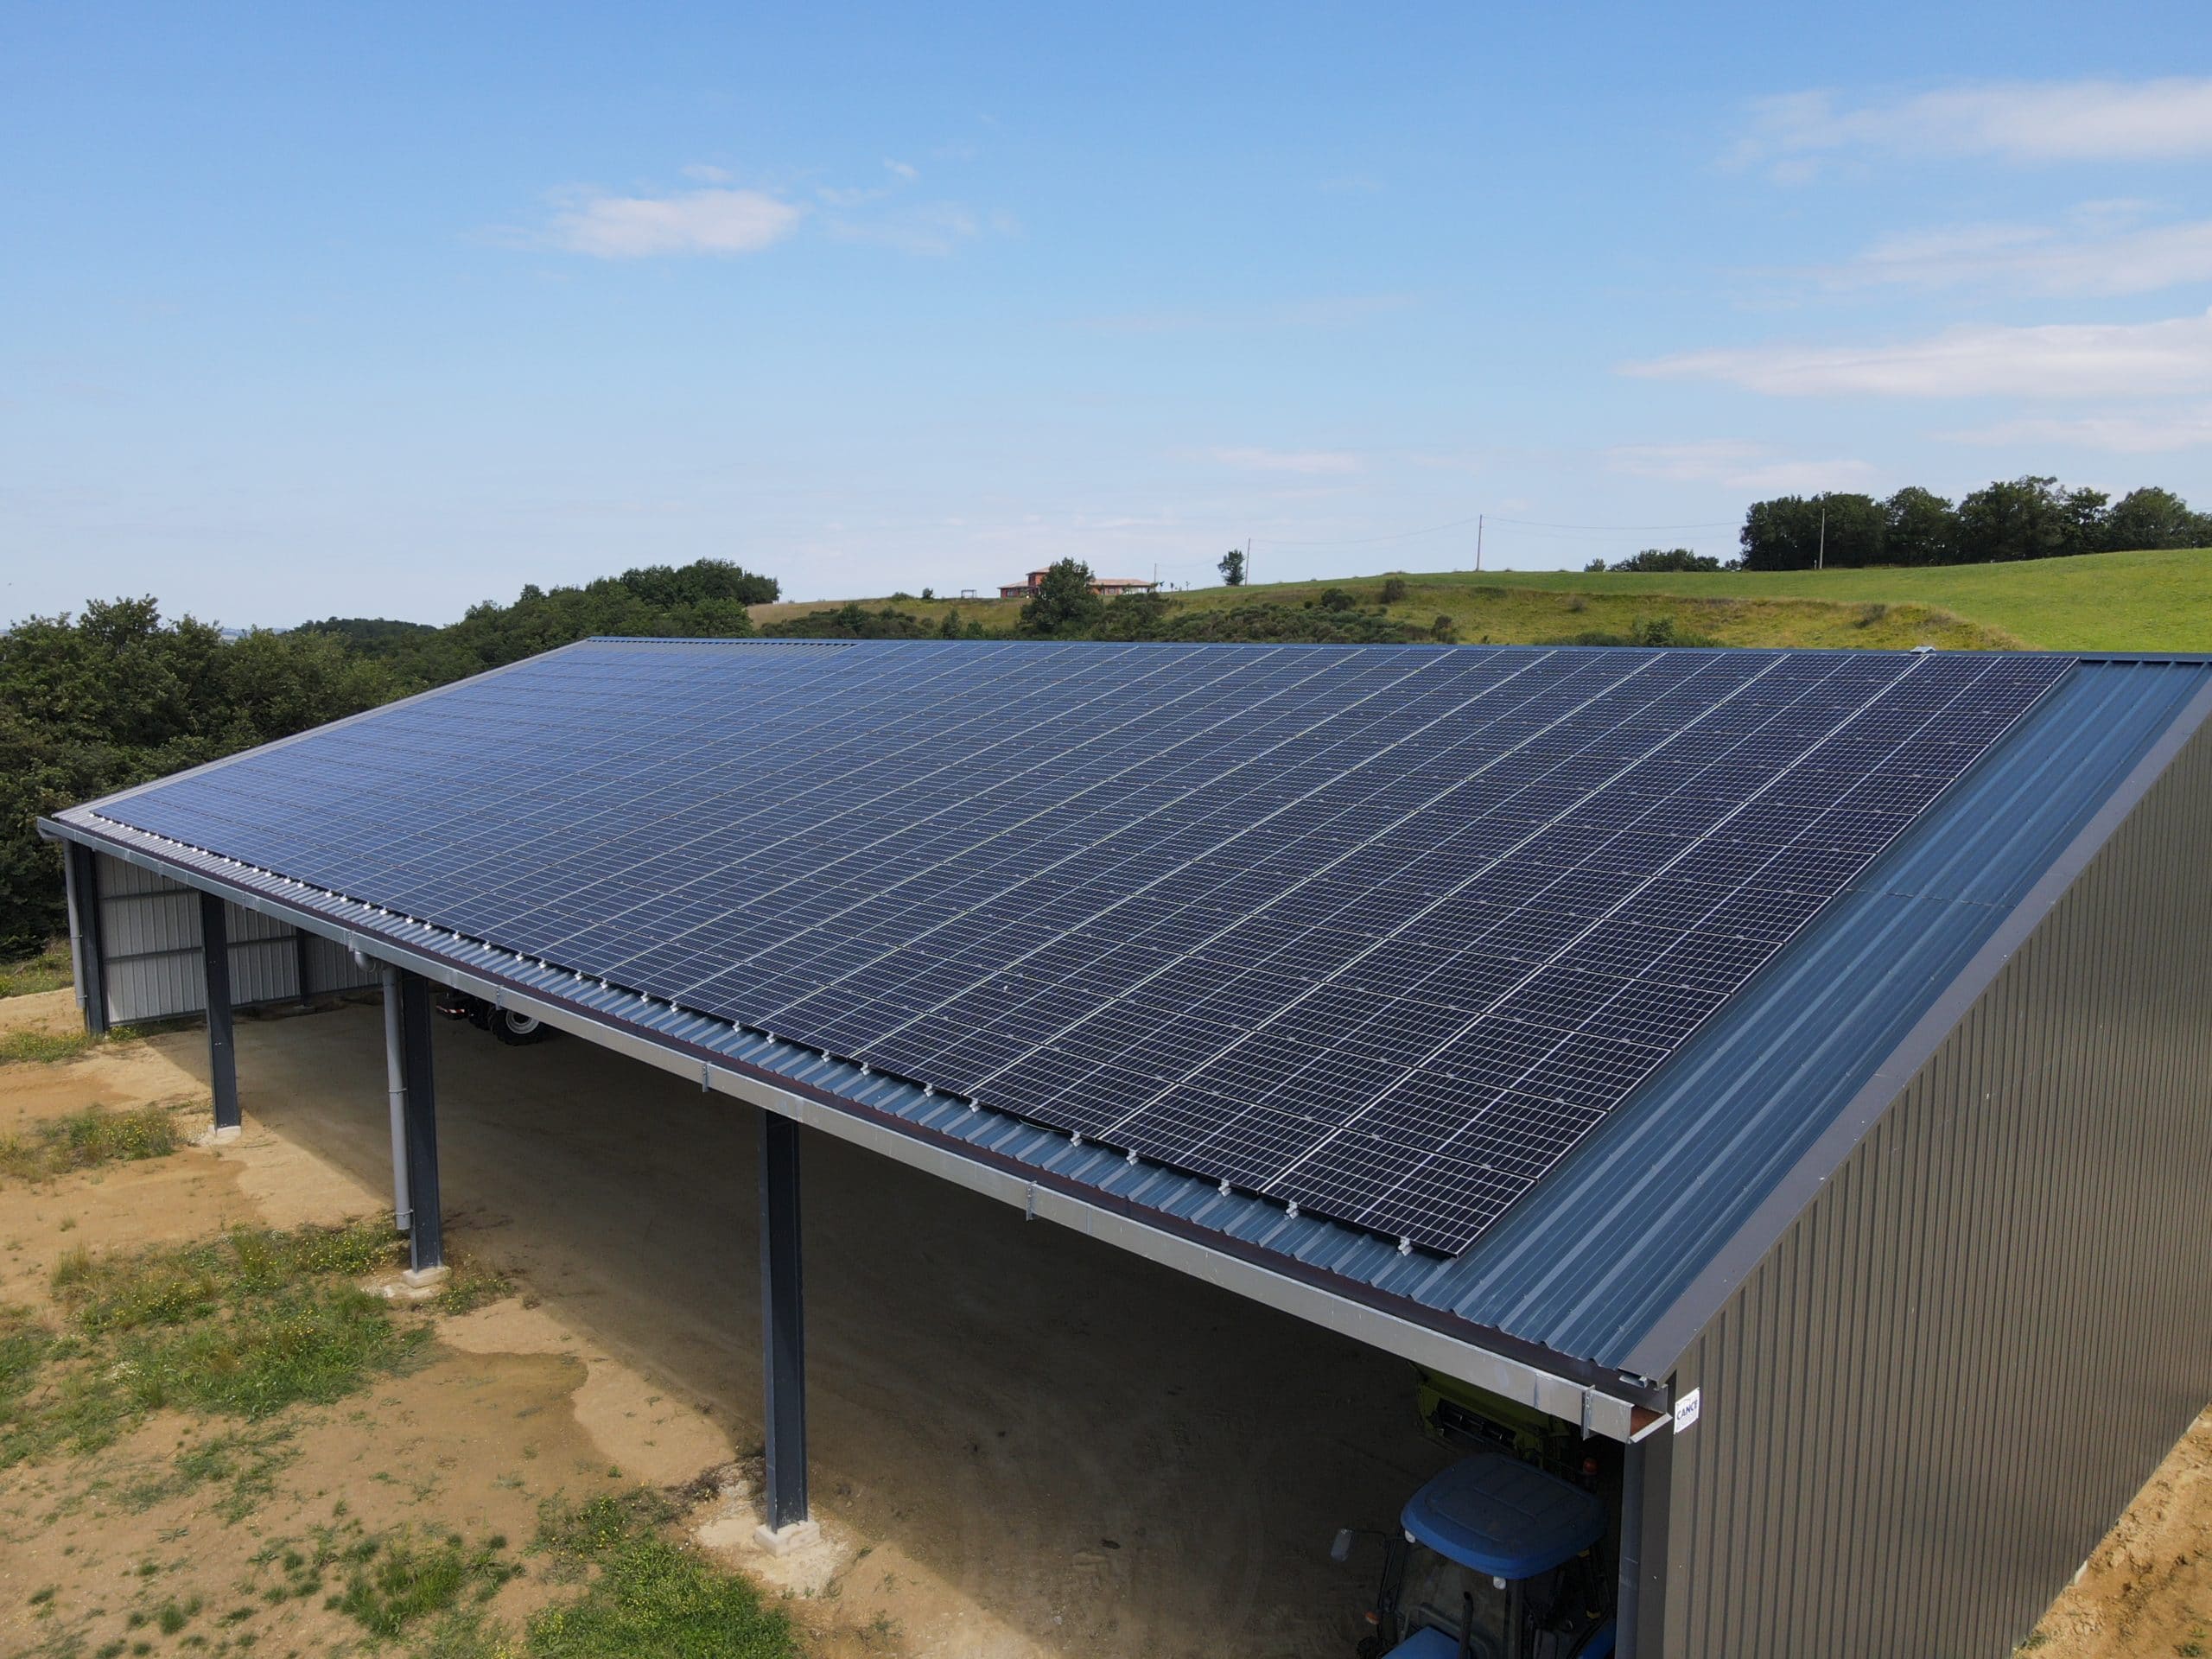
<box><xmin>1659</xmin><ymin>715</ymin><xmax>2212</xmax><ymax>1658</ymax></box>
<box><xmin>91</xmin><ymin>851</ymin><xmax>377</xmax><ymax>1023</ymax></box>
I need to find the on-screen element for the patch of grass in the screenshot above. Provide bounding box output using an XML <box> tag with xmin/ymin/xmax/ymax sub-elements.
<box><xmin>1547</xmin><ymin>615</ymin><xmax>1719</xmax><ymax>649</ymax></box>
<box><xmin>0</xmin><ymin>1305</ymin><xmax>61</xmax><ymax>1465</ymax></box>
<box><xmin>330</xmin><ymin>1526</ymin><xmax>520</xmax><ymax>1638</ymax></box>
<box><xmin>0</xmin><ymin>1104</ymin><xmax>183</xmax><ymax>1181</ymax></box>
<box><xmin>523</xmin><ymin>1490</ymin><xmax>795</xmax><ymax>1658</ymax></box>
<box><xmin>178</xmin><ymin>1423</ymin><xmax>299</xmax><ymax>1522</ymax></box>
<box><xmin>433</xmin><ymin>1254</ymin><xmax>516</xmax><ymax>1318</ymax></box>
<box><xmin>0</xmin><ymin>1027</ymin><xmax>96</xmax><ymax>1065</ymax></box>
<box><xmin>413</xmin><ymin>1609</ymin><xmax>520</xmax><ymax>1659</ymax></box>
<box><xmin>0</xmin><ymin>1021</ymin><xmax>161</xmax><ymax>1067</ymax></box>
<box><xmin>1408</xmin><ymin>546</ymin><xmax>2212</xmax><ymax>652</ymax></box>
<box><xmin>1</xmin><ymin>1220</ymin><xmax>423</xmax><ymax>1468</ymax></box>
<box><xmin>0</xmin><ymin>941</ymin><xmax>73</xmax><ymax>997</ymax></box>
<box><xmin>124</xmin><ymin>1423</ymin><xmax>299</xmax><ymax>1521</ymax></box>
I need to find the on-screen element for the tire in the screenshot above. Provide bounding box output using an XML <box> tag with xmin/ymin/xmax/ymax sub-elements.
<box><xmin>492</xmin><ymin>1007</ymin><xmax>551</xmax><ymax>1046</ymax></box>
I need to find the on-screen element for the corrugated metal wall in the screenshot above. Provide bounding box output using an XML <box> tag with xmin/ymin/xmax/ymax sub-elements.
<box><xmin>1658</xmin><ymin>717</ymin><xmax>2212</xmax><ymax>1657</ymax></box>
<box><xmin>90</xmin><ymin>852</ymin><xmax>377</xmax><ymax>1024</ymax></box>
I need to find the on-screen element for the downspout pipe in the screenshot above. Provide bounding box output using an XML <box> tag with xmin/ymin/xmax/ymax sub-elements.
<box><xmin>378</xmin><ymin>964</ymin><xmax>412</xmax><ymax>1233</ymax></box>
<box><xmin>1615</xmin><ymin>1436</ymin><xmax>1646</xmax><ymax>1657</ymax></box>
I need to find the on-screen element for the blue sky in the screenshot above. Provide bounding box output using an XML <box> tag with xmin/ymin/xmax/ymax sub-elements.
<box><xmin>7</xmin><ymin>3</ymin><xmax>2211</xmax><ymax>627</ymax></box>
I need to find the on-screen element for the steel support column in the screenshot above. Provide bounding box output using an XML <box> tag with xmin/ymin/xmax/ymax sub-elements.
<box><xmin>200</xmin><ymin>892</ymin><xmax>239</xmax><ymax>1133</ymax></box>
<box><xmin>1616</xmin><ymin>1417</ymin><xmax>1673</xmax><ymax>1658</ymax></box>
<box><xmin>397</xmin><ymin>969</ymin><xmax>444</xmax><ymax>1274</ymax></box>
<box><xmin>760</xmin><ymin>1111</ymin><xmax>809</xmax><ymax>1532</ymax></box>
<box><xmin>379</xmin><ymin>967</ymin><xmax>413</xmax><ymax>1234</ymax></box>
<box><xmin>63</xmin><ymin>842</ymin><xmax>108</xmax><ymax>1038</ymax></box>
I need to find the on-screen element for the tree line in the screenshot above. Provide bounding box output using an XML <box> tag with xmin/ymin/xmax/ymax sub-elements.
<box><xmin>0</xmin><ymin>560</ymin><xmax>779</xmax><ymax>957</ymax></box>
<box><xmin>3</xmin><ymin>555</ymin><xmax>1433</xmax><ymax>955</ymax></box>
<box><xmin>1738</xmin><ymin>480</ymin><xmax>2210</xmax><ymax>571</ymax></box>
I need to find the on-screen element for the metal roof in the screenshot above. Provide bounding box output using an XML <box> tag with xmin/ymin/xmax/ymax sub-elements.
<box><xmin>60</xmin><ymin>637</ymin><xmax>2073</xmax><ymax>1255</ymax></box>
<box><xmin>42</xmin><ymin>647</ymin><xmax>2212</xmax><ymax>1402</ymax></box>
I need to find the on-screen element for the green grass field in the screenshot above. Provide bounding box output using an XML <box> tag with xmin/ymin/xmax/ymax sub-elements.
<box><xmin>1468</xmin><ymin>546</ymin><xmax>2212</xmax><ymax>652</ymax></box>
<box><xmin>755</xmin><ymin>545</ymin><xmax>2211</xmax><ymax>652</ymax></box>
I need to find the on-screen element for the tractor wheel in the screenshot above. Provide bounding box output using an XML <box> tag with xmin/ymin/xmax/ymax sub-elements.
<box><xmin>492</xmin><ymin>1007</ymin><xmax>551</xmax><ymax>1046</ymax></box>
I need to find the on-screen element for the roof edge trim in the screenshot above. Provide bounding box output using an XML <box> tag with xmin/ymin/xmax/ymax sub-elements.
<box><xmin>38</xmin><ymin>813</ymin><xmax>1664</xmax><ymax>1440</ymax></box>
<box><xmin>1621</xmin><ymin>668</ymin><xmax>2212</xmax><ymax>1379</ymax></box>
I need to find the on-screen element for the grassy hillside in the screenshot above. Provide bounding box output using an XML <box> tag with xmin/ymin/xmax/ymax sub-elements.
<box><xmin>755</xmin><ymin>546</ymin><xmax>2211</xmax><ymax>653</ymax></box>
<box><xmin>1166</xmin><ymin>576</ymin><xmax>2018</xmax><ymax>651</ymax></box>
<box><xmin>1464</xmin><ymin>546</ymin><xmax>2212</xmax><ymax>652</ymax></box>
<box><xmin>753</xmin><ymin>581</ymin><xmax>2018</xmax><ymax>651</ymax></box>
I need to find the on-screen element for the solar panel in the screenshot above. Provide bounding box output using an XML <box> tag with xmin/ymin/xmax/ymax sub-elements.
<box><xmin>91</xmin><ymin>639</ymin><xmax>2071</xmax><ymax>1253</ymax></box>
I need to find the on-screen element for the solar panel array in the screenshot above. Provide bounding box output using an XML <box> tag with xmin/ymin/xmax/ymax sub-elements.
<box><xmin>93</xmin><ymin>639</ymin><xmax>2070</xmax><ymax>1253</ymax></box>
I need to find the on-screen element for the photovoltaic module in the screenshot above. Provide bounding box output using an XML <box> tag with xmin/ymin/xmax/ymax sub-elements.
<box><xmin>88</xmin><ymin>639</ymin><xmax>2071</xmax><ymax>1252</ymax></box>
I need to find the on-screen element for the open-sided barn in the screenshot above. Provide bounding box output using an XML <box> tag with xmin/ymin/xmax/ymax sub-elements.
<box><xmin>41</xmin><ymin>638</ymin><xmax>2212</xmax><ymax>1657</ymax></box>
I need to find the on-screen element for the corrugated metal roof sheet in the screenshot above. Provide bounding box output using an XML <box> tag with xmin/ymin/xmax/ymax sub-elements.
<box><xmin>45</xmin><ymin>652</ymin><xmax>2212</xmax><ymax>1385</ymax></box>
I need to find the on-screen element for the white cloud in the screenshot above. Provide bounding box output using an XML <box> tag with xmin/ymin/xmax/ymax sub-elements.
<box><xmin>1624</xmin><ymin>308</ymin><xmax>2212</xmax><ymax>400</ymax></box>
<box><xmin>680</xmin><ymin>162</ymin><xmax>734</xmax><ymax>184</ymax></box>
<box><xmin>1608</xmin><ymin>440</ymin><xmax>1877</xmax><ymax>494</ymax></box>
<box><xmin>1733</xmin><ymin>78</ymin><xmax>2212</xmax><ymax>175</ymax></box>
<box><xmin>1204</xmin><ymin>446</ymin><xmax>1364</xmax><ymax>475</ymax></box>
<box><xmin>884</xmin><ymin>158</ymin><xmax>919</xmax><ymax>181</ymax></box>
<box><xmin>1941</xmin><ymin>406</ymin><xmax>2212</xmax><ymax>453</ymax></box>
<box><xmin>1808</xmin><ymin>211</ymin><xmax>2212</xmax><ymax>297</ymax></box>
<box><xmin>544</xmin><ymin>186</ymin><xmax>805</xmax><ymax>257</ymax></box>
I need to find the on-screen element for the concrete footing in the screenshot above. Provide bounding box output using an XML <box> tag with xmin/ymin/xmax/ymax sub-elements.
<box><xmin>401</xmin><ymin>1264</ymin><xmax>451</xmax><ymax>1289</ymax></box>
<box><xmin>753</xmin><ymin>1519</ymin><xmax>821</xmax><ymax>1555</ymax></box>
<box><xmin>196</xmin><ymin>1125</ymin><xmax>243</xmax><ymax>1147</ymax></box>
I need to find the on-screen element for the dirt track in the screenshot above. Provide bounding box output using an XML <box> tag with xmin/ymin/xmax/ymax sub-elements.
<box><xmin>52</xmin><ymin>996</ymin><xmax>1453</xmax><ymax>1657</ymax></box>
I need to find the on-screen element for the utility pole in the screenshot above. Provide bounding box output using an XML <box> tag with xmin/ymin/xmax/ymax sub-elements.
<box><xmin>1245</xmin><ymin>537</ymin><xmax>1253</xmax><ymax>587</ymax></box>
<box><xmin>1817</xmin><ymin>506</ymin><xmax>1827</xmax><ymax>572</ymax></box>
<box><xmin>1476</xmin><ymin>514</ymin><xmax>1484</xmax><ymax>573</ymax></box>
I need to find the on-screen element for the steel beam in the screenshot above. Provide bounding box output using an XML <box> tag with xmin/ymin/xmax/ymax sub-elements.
<box><xmin>200</xmin><ymin>892</ymin><xmax>239</xmax><ymax>1132</ymax></box>
<box><xmin>64</xmin><ymin>842</ymin><xmax>108</xmax><ymax>1037</ymax></box>
<box><xmin>1616</xmin><ymin>1408</ymin><xmax>1673</xmax><ymax>1657</ymax></box>
<box><xmin>397</xmin><ymin>969</ymin><xmax>444</xmax><ymax>1274</ymax></box>
<box><xmin>379</xmin><ymin>967</ymin><xmax>413</xmax><ymax>1234</ymax></box>
<box><xmin>760</xmin><ymin>1111</ymin><xmax>809</xmax><ymax>1531</ymax></box>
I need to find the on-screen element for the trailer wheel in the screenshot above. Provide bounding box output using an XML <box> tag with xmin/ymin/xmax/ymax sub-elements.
<box><xmin>492</xmin><ymin>1008</ymin><xmax>551</xmax><ymax>1046</ymax></box>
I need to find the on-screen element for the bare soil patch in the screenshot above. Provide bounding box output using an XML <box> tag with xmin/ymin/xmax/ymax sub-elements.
<box><xmin>2018</xmin><ymin>1407</ymin><xmax>2212</xmax><ymax>1657</ymax></box>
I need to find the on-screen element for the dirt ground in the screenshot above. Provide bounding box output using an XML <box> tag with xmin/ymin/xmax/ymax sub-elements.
<box><xmin>2022</xmin><ymin>1407</ymin><xmax>2212</xmax><ymax>1656</ymax></box>
<box><xmin>0</xmin><ymin>990</ymin><xmax>1456</xmax><ymax>1658</ymax></box>
<box><xmin>5</xmin><ymin>987</ymin><xmax>2207</xmax><ymax>1659</ymax></box>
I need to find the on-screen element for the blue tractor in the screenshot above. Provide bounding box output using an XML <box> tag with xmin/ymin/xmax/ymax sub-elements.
<box><xmin>1333</xmin><ymin>1454</ymin><xmax>1616</xmax><ymax>1659</ymax></box>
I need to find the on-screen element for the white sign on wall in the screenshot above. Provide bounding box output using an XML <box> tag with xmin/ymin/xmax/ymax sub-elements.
<box><xmin>1674</xmin><ymin>1387</ymin><xmax>1703</xmax><ymax>1434</ymax></box>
